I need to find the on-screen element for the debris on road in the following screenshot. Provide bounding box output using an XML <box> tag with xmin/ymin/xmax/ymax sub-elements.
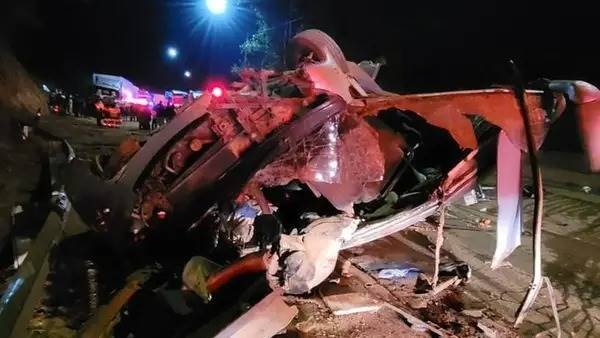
<box><xmin>267</xmin><ymin>216</ymin><xmax>358</xmax><ymax>294</ymax></box>
<box><xmin>320</xmin><ymin>292</ymin><xmax>382</xmax><ymax>316</ymax></box>
<box><xmin>377</xmin><ymin>267</ymin><xmax>420</xmax><ymax>279</ymax></box>
<box><xmin>431</xmin><ymin>276</ymin><xmax>460</xmax><ymax>295</ymax></box>
<box><xmin>478</xmin><ymin>319</ymin><xmax>499</xmax><ymax>338</ymax></box>
<box><xmin>383</xmin><ymin>302</ymin><xmax>448</xmax><ymax>336</ymax></box>
<box><xmin>461</xmin><ymin>309</ymin><xmax>484</xmax><ymax>318</ymax></box>
<box><xmin>214</xmin><ymin>291</ymin><xmax>298</xmax><ymax>338</ymax></box>
<box><xmin>439</xmin><ymin>262</ymin><xmax>472</xmax><ymax>282</ymax></box>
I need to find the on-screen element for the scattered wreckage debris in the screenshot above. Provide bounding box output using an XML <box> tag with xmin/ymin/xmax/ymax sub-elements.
<box><xmin>319</xmin><ymin>292</ymin><xmax>382</xmax><ymax>316</ymax></box>
<box><xmin>213</xmin><ymin>291</ymin><xmax>298</xmax><ymax>338</ymax></box>
<box><xmin>334</xmin><ymin>255</ymin><xmax>461</xmax><ymax>337</ymax></box>
<box><xmin>1</xmin><ymin>28</ymin><xmax>599</xmax><ymax>337</ymax></box>
<box><xmin>383</xmin><ymin>302</ymin><xmax>449</xmax><ymax>336</ymax></box>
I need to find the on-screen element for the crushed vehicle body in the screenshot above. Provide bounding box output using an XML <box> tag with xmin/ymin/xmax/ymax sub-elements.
<box><xmin>14</xmin><ymin>30</ymin><xmax>599</xmax><ymax>336</ymax></box>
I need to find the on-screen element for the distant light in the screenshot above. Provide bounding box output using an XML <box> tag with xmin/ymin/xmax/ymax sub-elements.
<box><xmin>211</xmin><ymin>86</ymin><xmax>223</xmax><ymax>97</ymax></box>
<box><xmin>206</xmin><ymin>0</ymin><xmax>227</xmax><ymax>15</ymax></box>
<box><xmin>184</xmin><ymin>70</ymin><xmax>192</xmax><ymax>78</ymax></box>
<box><xmin>167</xmin><ymin>46</ymin><xmax>178</xmax><ymax>59</ymax></box>
<box><xmin>42</xmin><ymin>84</ymin><xmax>50</xmax><ymax>93</ymax></box>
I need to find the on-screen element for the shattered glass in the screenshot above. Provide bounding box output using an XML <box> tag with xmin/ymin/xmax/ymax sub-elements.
<box><xmin>299</xmin><ymin>114</ymin><xmax>342</xmax><ymax>184</ymax></box>
<box><xmin>253</xmin><ymin>114</ymin><xmax>343</xmax><ymax>187</ymax></box>
<box><xmin>254</xmin><ymin>114</ymin><xmax>385</xmax><ymax>212</ymax></box>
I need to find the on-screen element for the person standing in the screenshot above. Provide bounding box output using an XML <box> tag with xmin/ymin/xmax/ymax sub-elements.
<box><xmin>67</xmin><ymin>95</ymin><xmax>74</xmax><ymax>115</ymax></box>
<box><xmin>153</xmin><ymin>101</ymin><xmax>164</xmax><ymax>129</ymax></box>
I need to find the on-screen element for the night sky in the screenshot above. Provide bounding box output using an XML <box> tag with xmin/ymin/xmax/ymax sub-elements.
<box><xmin>2</xmin><ymin>0</ymin><xmax>599</xmax><ymax>94</ymax></box>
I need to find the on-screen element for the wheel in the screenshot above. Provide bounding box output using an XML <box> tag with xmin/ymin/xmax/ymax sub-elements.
<box><xmin>287</xmin><ymin>29</ymin><xmax>349</xmax><ymax>73</ymax></box>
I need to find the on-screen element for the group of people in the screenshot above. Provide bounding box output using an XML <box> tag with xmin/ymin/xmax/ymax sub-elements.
<box><xmin>128</xmin><ymin>100</ymin><xmax>178</xmax><ymax>130</ymax></box>
<box><xmin>48</xmin><ymin>91</ymin><xmax>86</xmax><ymax>117</ymax></box>
<box><xmin>48</xmin><ymin>88</ymin><xmax>181</xmax><ymax>131</ymax></box>
<box><xmin>153</xmin><ymin>101</ymin><xmax>177</xmax><ymax>126</ymax></box>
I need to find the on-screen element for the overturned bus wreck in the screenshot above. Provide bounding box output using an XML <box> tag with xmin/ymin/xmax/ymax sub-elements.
<box><xmin>2</xmin><ymin>30</ymin><xmax>599</xmax><ymax>337</ymax></box>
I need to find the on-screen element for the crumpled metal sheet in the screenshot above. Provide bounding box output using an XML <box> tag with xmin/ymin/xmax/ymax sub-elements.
<box><xmin>491</xmin><ymin>130</ymin><xmax>523</xmax><ymax>269</ymax></box>
<box><xmin>266</xmin><ymin>216</ymin><xmax>358</xmax><ymax>294</ymax></box>
<box><xmin>357</xmin><ymin>89</ymin><xmax>554</xmax><ymax>152</ymax></box>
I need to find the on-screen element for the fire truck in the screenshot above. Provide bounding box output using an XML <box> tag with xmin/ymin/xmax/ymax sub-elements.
<box><xmin>92</xmin><ymin>73</ymin><xmax>157</xmax><ymax>128</ymax></box>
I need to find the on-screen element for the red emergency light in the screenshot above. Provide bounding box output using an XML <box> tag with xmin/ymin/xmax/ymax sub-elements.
<box><xmin>211</xmin><ymin>86</ymin><xmax>224</xmax><ymax>98</ymax></box>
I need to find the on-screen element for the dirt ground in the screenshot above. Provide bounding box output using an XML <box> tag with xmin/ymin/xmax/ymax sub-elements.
<box><xmin>37</xmin><ymin>115</ymin><xmax>147</xmax><ymax>160</ymax></box>
<box><xmin>0</xmin><ymin>115</ymin><xmax>146</xmax><ymax>251</ymax></box>
<box><xmin>1</xmin><ymin>113</ymin><xmax>598</xmax><ymax>337</ymax></box>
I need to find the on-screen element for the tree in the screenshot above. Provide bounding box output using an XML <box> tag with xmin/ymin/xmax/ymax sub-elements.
<box><xmin>232</xmin><ymin>9</ymin><xmax>278</xmax><ymax>73</ymax></box>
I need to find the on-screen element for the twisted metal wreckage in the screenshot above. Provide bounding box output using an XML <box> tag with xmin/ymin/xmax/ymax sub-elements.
<box><xmin>1</xmin><ymin>29</ymin><xmax>599</xmax><ymax>337</ymax></box>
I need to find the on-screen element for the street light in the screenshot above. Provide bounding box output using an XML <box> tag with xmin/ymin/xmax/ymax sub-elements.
<box><xmin>166</xmin><ymin>46</ymin><xmax>178</xmax><ymax>59</ymax></box>
<box><xmin>184</xmin><ymin>70</ymin><xmax>192</xmax><ymax>78</ymax></box>
<box><xmin>205</xmin><ymin>0</ymin><xmax>227</xmax><ymax>15</ymax></box>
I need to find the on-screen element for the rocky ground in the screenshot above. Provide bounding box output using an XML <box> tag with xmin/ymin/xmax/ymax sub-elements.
<box><xmin>1</xmin><ymin>113</ymin><xmax>598</xmax><ymax>337</ymax></box>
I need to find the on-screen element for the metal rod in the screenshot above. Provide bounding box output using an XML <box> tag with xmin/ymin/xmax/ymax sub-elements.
<box><xmin>509</xmin><ymin>60</ymin><xmax>545</xmax><ymax>326</ymax></box>
<box><xmin>544</xmin><ymin>276</ymin><xmax>562</xmax><ymax>337</ymax></box>
<box><xmin>432</xmin><ymin>205</ymin><xmax>446</xmax><ymax>288</ymax></box>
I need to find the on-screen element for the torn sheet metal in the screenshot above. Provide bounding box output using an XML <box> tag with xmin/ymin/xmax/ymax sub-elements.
<box><xmin>491</xmin><ymin>130</ymin><xmax>523</xmax><ymax>269</ymax></box>
<box><xmin>577</xmin><ymin>99</ymin><xmax>600</xmax><ymax>172</ymax></box>
<box><xmin>303</xmin><ymin>63</ymin><xmax>355</xmax><ymax>103</ymax></box>
<box><xmin>267</xmin><ymin>216</ymin><xmax>358</xmax><ymax>294</ymax></box>
<box><xmin>343</xmin><ymin>199</ymin><xmax>439</xmax><ymax>249</ymax></box>
<box><xmin>356</xmin><ymin>89</ymin><xmax>554</xmax><ymax>151</ymax></box>
<box><xmin>214</xmin><ymin>291</ymin><xmax>298</xmax><ymax>338</ymax></box>
<box><xmin>549</xmin><ymin>81</ymin><xmax>600</xmax><ymax>173</ymax></box>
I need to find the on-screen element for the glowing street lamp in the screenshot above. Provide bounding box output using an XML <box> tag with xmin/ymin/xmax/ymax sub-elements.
<box><xmin>166</xmin><ymin>46</ymin><xmax>178</xmax><ymax>59</ymax></box>
<box><xmin>205</xmin><ymin>0</ymin><xmax>227</xmax><ymax>15</ymax></box>
<box><xmin>184</xmin><ymin>70</ymin><xmax>192</xmax><ymax>78</ymax></box>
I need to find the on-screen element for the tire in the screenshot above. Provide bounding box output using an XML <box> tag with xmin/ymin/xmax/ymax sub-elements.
<box><xmin>287</xmin><ymin>29</ymin><xmax>349</xmax><ymax>73</ymax></box>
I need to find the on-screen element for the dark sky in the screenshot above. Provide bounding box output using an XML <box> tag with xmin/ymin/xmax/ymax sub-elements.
<box><xmin>3</xmin><ymin>0</ymin><xmax>599</xmax><ymax>94</ymax></box>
